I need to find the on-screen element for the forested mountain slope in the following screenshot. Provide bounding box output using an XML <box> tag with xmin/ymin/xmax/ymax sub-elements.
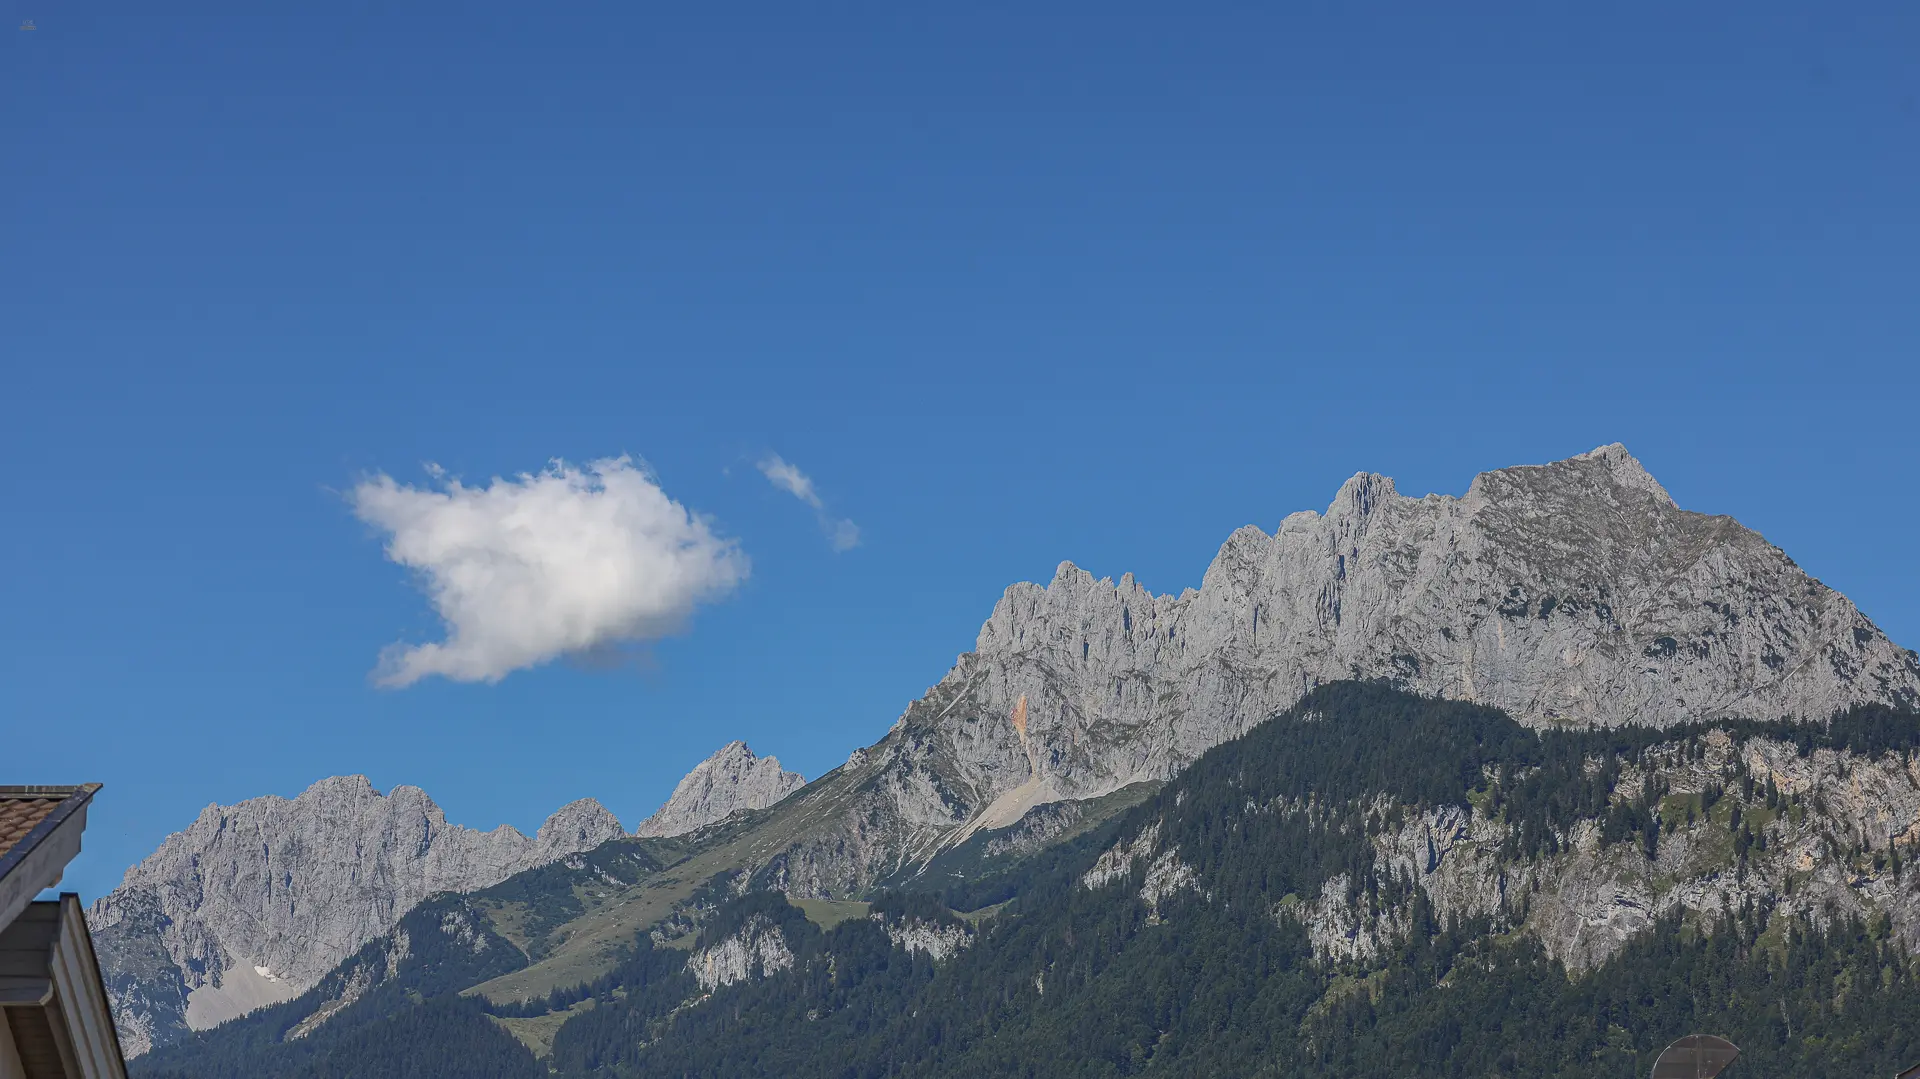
<box><xmin>137</xmin><ymin>685</ymin><xmax>1920</xmax><ymax>1079</ymax></box>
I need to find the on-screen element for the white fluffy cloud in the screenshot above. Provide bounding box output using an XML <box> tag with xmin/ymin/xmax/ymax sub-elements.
<box><xmin>757</xmin><ymin>454</ymin><xmax>860</xmax><ymax>552</ymax></box>
<box><xmin>350</xmin><ymin>456</ymin><xmax>748</xmax><ymax>687</ymax></box>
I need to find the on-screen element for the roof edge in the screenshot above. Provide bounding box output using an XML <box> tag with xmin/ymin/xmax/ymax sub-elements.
<box><xmin>57</xmin><ymin>891</ymin><xmax>131</xmax><ymax>1076</ymax></box>
<box><xmin>0</xmin><ymin>783</ymin><xmax>101</xmax><ymax>889</ymax></box>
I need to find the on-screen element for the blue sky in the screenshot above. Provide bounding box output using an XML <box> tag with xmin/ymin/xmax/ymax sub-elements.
<box><xmin>3</xmin><ymin>5</ymin><xmax>1916</xmax><ymax>901</ymax></box>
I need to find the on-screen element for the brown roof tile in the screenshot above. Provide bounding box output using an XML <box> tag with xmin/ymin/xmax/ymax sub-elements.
<box><xmin>0</xmin><ymin>786</ymin><xmax>101</xmax><ymax>871</ymax></box>
<box><xmin>0</xmin><ymin>796</ymin><xmax>65</xmax><ymax>858</ymax></box>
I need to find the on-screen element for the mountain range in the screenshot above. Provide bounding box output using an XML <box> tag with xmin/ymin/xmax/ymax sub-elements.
<box><xmin>90</xmin><ymin>746</ymin><xmax>803</xmax><ymax>1055</ymax></box>
<box><xmin>92</xmin><ymin>446</ymin><xmax>1920</xmax><ymax>1074</ymax></box>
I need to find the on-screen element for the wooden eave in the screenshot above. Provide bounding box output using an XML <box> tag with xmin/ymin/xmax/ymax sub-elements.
<box><xmin>0</xmin><ymin>895</ymin><xmax>128</xmax><ymax>1079</ymax></box>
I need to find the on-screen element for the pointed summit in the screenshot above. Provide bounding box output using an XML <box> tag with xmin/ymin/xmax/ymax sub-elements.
<box><xmin>1569</xmin><ymin>442</ymin><xmax>1675</xmax><ymax>506</ymax></box>
<box><xmin>1465</xmin><ymin>442</ymin><xmax>1677</xmax><ymax>511</ymax></box>
<box><xmin>1328</xmin><ymin>471</ymin><xmax>1398</xmax><ymax>519</ymax></box>
<box><xmin>635</xmin><ymin>742</ymin><xmax>806</xmax><ymax>838</ymax></box>
<box><xmin>535</xmin><ymin>797</ymin><xmax>625</xmax><ymax>853</ymax></box>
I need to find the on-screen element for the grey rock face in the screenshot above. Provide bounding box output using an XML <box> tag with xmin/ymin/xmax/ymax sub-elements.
<box><xmin>89</xmin><ymin>777</ymin><xmax>624</xmax><ymax>1056</ymax></box>
<box><xmin>878</xmin><ymin>915</ymin><xmax>973</xmax><ymax>961</ymax></box>
<box><xmin>964</xmin><ymin>444</ymin><xmax>1915</xmax><ymax>797</ymax></box>
<box><xmin>688</xmin><ymin>914</ymin><xmax>795</xmax><ymax>990</ymax></box>
<box><xmin>1081</xmin><ymin>821</ymin><xmax>1199</xmax><ymax>923</ymax></box>
<box><xmin>635</xmin><ymin>741</ymin><xmax>806</xmax><ymax>838</ymax></box>
<box><xmin>762</xmin><ymin>445</ymin><xmax>1919</xmax><ymax>898</ymax></box>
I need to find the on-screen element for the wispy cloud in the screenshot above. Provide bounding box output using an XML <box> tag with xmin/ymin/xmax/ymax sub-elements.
<box><xmin>758</xmin><ymin>456</ymin><xmax>823</xmax><ymax>509</ymax></box>
<box><xmin>350</xmin><ymin>456</ymin><xmax>748</xmax><ymax>687</ymax></box>
<box><xmin>757</xmin><ymin>454</ymin><xmax>860</xmax><ymax>552</ymax></box>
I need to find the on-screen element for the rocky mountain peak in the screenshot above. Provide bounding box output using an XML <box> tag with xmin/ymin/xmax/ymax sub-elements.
<box><xmin>1330</xmin><ymin>470</ymin><xmax>1397</xmax><ymax>520</ymax></box>
<box><xmin>634</xmin><ymin>742</ymin><xmax>806</xmax><ymax>838</ymax></box>
<box><xmin>767</xmin><ymin>445</ymin><xmax>1919</xmax><ymax>898</ymax></box>
<box><xmin>1571</xmin><ymin>441</ymin><xmax>1676</xmax><ymax>505</ymax></box>
<box><xmin>536</xmin><ymin>797</ymin><xmax>626</xmax><ymax>852</ymax></box>
<box><xmin>90</xmin><ymin>777</ymin><xmax>626</xmax><ymax>1056</ymax></box>
<box><xmin>1467</xmin><ymin>441</ymin><xmax>1675</xmax><ymax>511</ymax></box>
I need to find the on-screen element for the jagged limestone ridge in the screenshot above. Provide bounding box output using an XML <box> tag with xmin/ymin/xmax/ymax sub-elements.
<box><xmin>755</xmin><ymin>445</ymin><xmax>1920</xmax><ymax>898</ymax></box>
<box><xmin>89</xmin><ymin>776</ymin><xmax>625</xmax><ymax>1056</ymax></box>
<box><xmin>635</xmin><ymin>741</ymin><xmax>806</xmax><ymax>839</ymax></box>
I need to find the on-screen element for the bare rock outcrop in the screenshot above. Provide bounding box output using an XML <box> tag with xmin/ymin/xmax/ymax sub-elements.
<box><xmin>958</xmin><ymin>444</ymin><xmax>1916</xmax><ymax>803</ymax></box>
<box><xmin>763</xmin><ymin>446</ymin><xmax>1920</xmax><ymax>899</ymax></box>
<box><xmin>89</xmin><ymin>777</ymin><xmax>624</xmax><ymax>1055</ymax></box>
<box><xmin>689</xmin><ymin>914</ymin><xmax>795</xmax><ymax>990</ymax></box>
<box><xmin>635</xmin><ymin>741</ymin><xmax>805</xmax><ymax>838</ymax></box>
<box><xmin>879</xmin><ymin>916</ymin><xmax>973</xmax><ymax>961</ymax></box>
